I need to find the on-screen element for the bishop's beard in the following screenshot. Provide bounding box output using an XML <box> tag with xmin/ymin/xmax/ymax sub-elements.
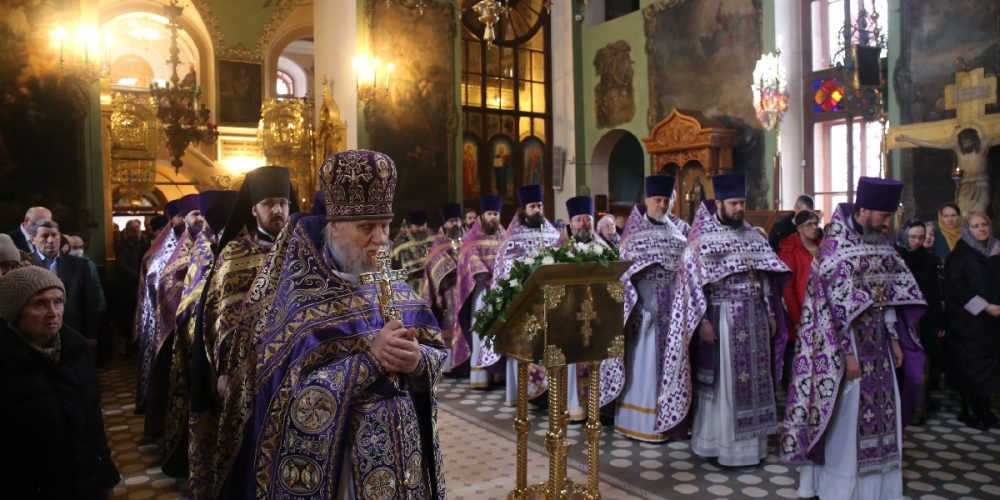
<box><xmin>326</xmin><ymin>230</ymin><xmax>377</xmax><ymax>275</ymax></box>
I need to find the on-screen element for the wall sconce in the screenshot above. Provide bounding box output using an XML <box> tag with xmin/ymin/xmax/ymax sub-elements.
<box><xmin>352</xmin><ymin>56</ymin><xmax>394</xmax><ymax>103</ymax></box>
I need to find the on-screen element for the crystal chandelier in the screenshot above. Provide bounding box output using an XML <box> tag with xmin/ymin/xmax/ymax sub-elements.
<box><xmin>471</xmin><ymin>0</ymin><xmax>509</xmax><ymax>48</ymax></box>
<box><xmin>150</xmin><ymin>0</ymin><xmax>218</xmax><ymax>174</ymax></box>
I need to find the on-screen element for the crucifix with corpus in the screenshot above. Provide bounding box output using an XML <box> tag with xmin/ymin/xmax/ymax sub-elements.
<box><xmin>888</xmin><ymin>67</ymin><xmax>1000</xmax><ymax>215</ymax></box>
<box><xmin>360</xmin><ymin>248</ymin><xmax>411</xmax><ymax>389</ymax></box>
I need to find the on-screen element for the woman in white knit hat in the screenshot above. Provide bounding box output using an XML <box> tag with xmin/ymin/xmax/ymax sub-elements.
<box><xmin>0</xmin><ymin>233</ymin><xmax>25</xmax><ymax>276</ymax></box>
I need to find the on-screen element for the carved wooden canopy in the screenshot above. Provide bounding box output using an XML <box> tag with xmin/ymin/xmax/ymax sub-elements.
<box><xmin>642</xmin><ymin>108</ymin><xmax>741</xmax><ymax>176</ymax></box>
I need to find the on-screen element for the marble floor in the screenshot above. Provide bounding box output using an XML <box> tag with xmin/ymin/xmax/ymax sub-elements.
<box><xmin>100</xmin><ymin>360</ymin><xmax>1000</xmax><ymax>499</ymax></box>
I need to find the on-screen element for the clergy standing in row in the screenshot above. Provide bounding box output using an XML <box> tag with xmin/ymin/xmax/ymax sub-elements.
<box><xmin>456</xmin><ymin>195</ymin><xmax>505</xmax><ymax>389</ymax></box>
<box><xmin>656</xmin><ymin>172</ymin><xmax>790</xmax><ymax>467</ymax></box>
<box><xmin>392</xmin><ymin>209</ymin><xmax>436</xmax><ymax>291</ymax></box>
<box><xmin>162</xmin><ymin>190</ymin><xmax>237</xmax><ymax>476</ymax></box>
<box><xmin>234</xmin><ymin>150</ymin><xmax>447</xmax><ymax>498</ymax></box>
<box><xmin>423</xmin><ymin>202</ymin><xmax>466</xmax><ymax>373</ymax></box>
<box><xmin>481</xmin><ymin>185</ymin><xmax>569</xmax><ymax>409</ymax></box>
<box><xmin>143</xmin><ymin>193</ymin><xmax>203</xmax><ymax>439</ymax></box>
<box><xmin>783</xmin><ymin>177</ymin><xmax>925</xmax><ymax>499</ymax></box>
<box><xmin>605</xmin><ymin>175</ymin><xmax>687</xmax><ymax>442</ymax></box>
<box><xmin>188</xmin><ymin>166</ymin><xmax>293</xmax><ymax>499</ymax></box>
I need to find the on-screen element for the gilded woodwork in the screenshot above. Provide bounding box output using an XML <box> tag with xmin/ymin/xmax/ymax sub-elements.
<box><xmin>108</xmin><ymin>90</ymin><xmax>160</xmax><ymax>203</ymax></box>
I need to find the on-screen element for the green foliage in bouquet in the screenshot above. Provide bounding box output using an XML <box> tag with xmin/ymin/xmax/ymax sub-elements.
<box><xmin>472</xmin><ymin>239</ymin><xmax>619</xmax><ymax>349</ymax></box>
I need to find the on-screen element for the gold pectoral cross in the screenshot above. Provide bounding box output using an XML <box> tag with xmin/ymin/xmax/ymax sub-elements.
<box><xmin>874</xmin><ymin>283</ymin><xmax>885</xmax><ymax>312</ymax></box>
<box><xmin>360</xmin><ymin>248</ymin><xmax>407</xmax><ymax>322</ymax></box>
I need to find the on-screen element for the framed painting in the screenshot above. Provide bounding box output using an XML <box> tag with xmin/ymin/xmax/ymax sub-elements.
<box><xmin>488</xmin><ymin>134</ymin><xmax>515</xmax><ymax>198</ymax></box>
<box><xmin>462</xmin><ymin>133</ymin><xmax>482</xmax><ymax>202</ymax></box>
<box><xmin>521</xmin><ymin>136</ymin><xmax>545</xmax><ymax>187</ymax></box>
<box><xmin>218</xmin><ymin>59</ymin><xmax>263</xmax><ymax>126</ymax></box>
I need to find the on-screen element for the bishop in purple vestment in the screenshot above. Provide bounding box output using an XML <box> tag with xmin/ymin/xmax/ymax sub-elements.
<box><xmin>230</xmin><ymin>150</ymin><xmax>447</xmax><ymax>498</ymax></box>
<box><xmin>655</xmin><ymin>172</ymin><xmax>790</xmax><ymax>467</ymax></box>
<box><xmin>782</xmin><ymin>177</ymin><xmax>926</xmax><ymax>499</ymax></box>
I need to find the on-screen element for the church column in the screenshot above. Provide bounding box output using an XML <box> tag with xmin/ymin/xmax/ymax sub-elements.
<box><xmin>313</xmin><ymin>0</ymin><xmax>359</xmax><ymax>149</ymax></box>
<box><xmin>776</xmin><ymin>0</ymin><xmax>804</xmax><ymax>209</ymax></box>
<box><xmin>551</xmin><ymin>0</ymin><xmax>578</xmax><ymax>221</ymax></box>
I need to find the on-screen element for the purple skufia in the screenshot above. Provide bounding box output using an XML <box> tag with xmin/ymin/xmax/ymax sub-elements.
<box><xmin>165</xmin><ymin>200</ymin><xmax>180</xmax><ymax>217</ymax></box>
<box><xmin>565</xmin><ymin>195</ymin><xmax>593</xmax><ymax>217</ymax></box>
<box><xmin>177</xmin><ymin>194</ymin><xmax>200</xmax><ymax>215</ymax></box>
<box><xmin>644</xmin><ymin>175</ymin><xmax>676</xmax><ymax>198</ymax></box>
<box><xmin>517</xmin><ymin>184</ymin><xmax>543</xmax><ymax>205</ymax></box>
<box><xmin>855</xmin><ymin>176</ymin><xmax>903</xmax><ymax>212</ymax></box>
<box><xmin>439</xmin><ymin>202</ymin><xmax>462</xmax><ymax>222</ymax></box>
<box><xmin>711</xmin><ymin>172</ymin><xmax>746</xmax><ymax>200</ymax></box>
<box><xmin>480</xmin><ymin>195</ymin><xmax>502</xmax><ymax>213</ymax></box>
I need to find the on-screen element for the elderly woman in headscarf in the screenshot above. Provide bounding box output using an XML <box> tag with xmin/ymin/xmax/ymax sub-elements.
<box><xmin>596</xmin><ymin>213</ymin><xmax>620</xmax><ymax>249</ymax></box>
<box><xmin>895</xmin><ymin>218</ymin><xmax>946</xmax><ymax>422</ymax></box>
<box><xmin>944</xmin><ymin>212</ymin><xmax>1000</xmax><ymax>430</ymax></box>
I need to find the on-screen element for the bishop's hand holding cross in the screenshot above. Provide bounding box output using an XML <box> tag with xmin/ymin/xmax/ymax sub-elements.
<box><xmin>361</xmin><ymin>248</ymin><xmax>423</xmax><ymax>376</ymax></box>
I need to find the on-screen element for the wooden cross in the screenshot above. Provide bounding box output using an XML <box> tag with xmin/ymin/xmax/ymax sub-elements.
<box><xmin>577</xmin><ymin>286</ymin><xmax>597</xmax><ymax>347</ymax></box>
<box><xmin>888</xmin><ymin>67</ymin><xmax>1000</xmax><ymax>150</ymax></box>
<box><xmin>359</xmin><ymin>248</ymin><xmax>407</xmax><ymax>321</ymax></box>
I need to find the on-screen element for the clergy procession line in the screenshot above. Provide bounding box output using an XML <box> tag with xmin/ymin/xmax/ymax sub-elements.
<box><xmin>2</xmin><ymin>148</ymin><xmax>997</xmax><ymax>499</ymax></box>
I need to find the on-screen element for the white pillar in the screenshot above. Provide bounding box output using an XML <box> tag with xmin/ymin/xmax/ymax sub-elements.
<box><xmin>776</xmin><ymin>0</ymin><xmax>804</xmax><ymax>208</ymax></box>
<box><xmin>314</xmin><ymin>0</ymin><xmax>358</xmax><ymax>149</ymax></box>
<box><xmin>550</xmin><ymin>0</ymin><xmax>576</xmax><ymax>222</ymax></box>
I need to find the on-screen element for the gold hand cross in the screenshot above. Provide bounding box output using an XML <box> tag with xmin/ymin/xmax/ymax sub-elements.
<box><xmin>359</xmin><ymin>248</ymin><xmax>408</xmax><ymax>321</ymax></box>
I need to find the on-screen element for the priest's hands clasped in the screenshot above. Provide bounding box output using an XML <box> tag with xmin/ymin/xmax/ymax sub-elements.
<box><xmin>374</xmin><ymin>319</ymin><xmax>421</xmax><ymax>374</ymax></box>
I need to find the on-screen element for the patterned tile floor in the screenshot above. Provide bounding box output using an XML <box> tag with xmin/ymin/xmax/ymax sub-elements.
<box><xmin>100</xmin><ymin>360</ymin><xmax>1000</xmax><ymax>499</ymax></box>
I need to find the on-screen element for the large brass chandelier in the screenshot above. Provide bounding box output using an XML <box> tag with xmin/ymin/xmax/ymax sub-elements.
<box><xmin>150</xmin><ymin>0</ymin><xmax>218</xmax><ymax>174</ymax></box>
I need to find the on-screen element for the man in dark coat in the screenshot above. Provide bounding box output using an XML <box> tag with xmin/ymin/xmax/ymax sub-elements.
<box><xmin>29</xmin><ymin>219</ymin><xmax>100</xmax><ymax>344</ymax></box>
<box><xmin>115</xmin><ymin>222</ymin><xmax>146</xmax><ymax>355</ymax></box>
<box><xmin>768</xmin><ymin>195</ymin><xmax>814</xmax><ymax>251</ymax></box>
<box><xmin>6</xmin><ymin>206</ymin><xmax>52</xmax><ymax>253</ymax></box>
<box><xmin>0</xmin><ymin>266</ymin><xmax>120</xmax><ymax>498</ymax></box>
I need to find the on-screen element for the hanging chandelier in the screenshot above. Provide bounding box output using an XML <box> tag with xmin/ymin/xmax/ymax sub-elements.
<box><xmin>150</xmin><ymin>0</ymin><xmax>218</xmax><ymax>174</ymax></box>
<box><xmin>471</xmin><ymin>0</ymin><xmax>509</xmax><ymax>48</ymax></box>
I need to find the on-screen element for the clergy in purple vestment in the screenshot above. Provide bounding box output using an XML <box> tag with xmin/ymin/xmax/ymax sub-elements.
<box><xmin>604</xmin><ymin>176</ymin><xmax>686</xmax><ymax>442</ymax></box>
<box><xmin>479</xmin><ymin>184</ymin><xmax>571</xmax><ymax>412</ymax></box>
<box><xmin>227</xmin><ymin>150</ymin><xmax>447</xmax><ymax>498</ymax></box>
<box><xmin>655</xmin><ymin>172</ymin><xmax>790</xmax><ymax>467</ymax></box>
<box><xmin>422</xmin><ymin>202</ymin><xmax>467</xmax><ymax>373</ymax></box>
<box><xmin>782</xmin><ymin>177</ymin><xmax>926</xmax><ymax>500</ymax></box>
<box><xmin>141</xmin><ymin>193</ymin><xmax>202</xmax><ymax>438</ymax></box>
<box><xmin>455</xmin><ymin>195</ymin><xmax>505</xmax><ymax>389</ymax></box>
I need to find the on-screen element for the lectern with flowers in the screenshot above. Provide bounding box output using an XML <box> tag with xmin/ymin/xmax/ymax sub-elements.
<box><xmin>473</xmin><ymin>240</ymin><xmax>629</xmax><ymax>499</ymax></box>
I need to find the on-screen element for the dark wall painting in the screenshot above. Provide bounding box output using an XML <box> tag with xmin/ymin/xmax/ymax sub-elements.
<box><xmin>218</xmin><ymin>60</ymin><xmax>263</xmax><ymax>126</ymax></box>
<box><xmin>594</xmin><ymin>40</ymin><xmax>636</xmax><ymax>128</ymax></box>
<box><xmin>462</xmin><ymin>133</ymin><xmax>481</xmax><ymax>202</ymax></box>
<box><xmin>644</xmin><ymin>0</ymin><xmax>765</xmax><ymax>209</ymax></box>
<box><xmin>368</xmin><ymin>0</ymin><xmax>457</xmax><ymax>217</ymax></box>
<box><xmin>0</xmin><ymin>0</ymin><xmax>94</xmax><ymax>235</ymax></box>
<box><xmin>894</xmin><ymin>0</ymin><xmax>1000</xmax><ymax>221</ymax></box>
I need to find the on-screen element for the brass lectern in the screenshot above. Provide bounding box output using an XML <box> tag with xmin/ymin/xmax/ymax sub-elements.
<box><xmin>487</xmin><ymin>261</ymin><xmax>630</xmax><ymax>499</ymax></box>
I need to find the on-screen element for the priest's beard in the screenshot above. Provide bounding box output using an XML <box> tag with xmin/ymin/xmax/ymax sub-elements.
<box><xmin>446</xmin><ymin>225</ymin><xmax>464</xmax><ymax>240</ymax></box>
<box><xmin>861</xmin><ymin>223</ymin><xmax>884</xmax><ymax>245</ymax></box>
<box><xmin>481</xmin><ymin>218</ymin><xmax>500</xmax><ymax>235</ymax></box>
<box><xmin>325</xmin><ymin>233</ymin><xmax>376</xmax><ymax>275</ymax></box>
<box><xmin>572</xmin><ymin>227</ymin><xmax>593</xmax><ymax>243</ymax></box>
<box><xmin>411</xmin><ymin>228</ymin><xmax>429</xmax><ymax>240</ymax></box>
<box><xmin>718</xmin><ymin>206</ymin><xmax>744</xmax><ymax>229</ymax></box>
<box><xmin>519</xmin><ymin>211</ymin><xmax>544</xmax><ymax>228</ymax></box>
<box><xmin>647</xmin><ymin>211</ymin><xmax>669</xmax><ymax>224</ymax></box>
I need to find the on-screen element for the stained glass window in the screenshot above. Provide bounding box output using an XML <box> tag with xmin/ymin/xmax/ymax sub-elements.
<box><xmin>812</xmin><ymin>78</ymin><xmax>844</xmax><ymax>113</ymax></box>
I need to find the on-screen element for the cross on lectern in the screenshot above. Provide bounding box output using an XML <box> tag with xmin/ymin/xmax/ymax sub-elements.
<box><xmin>359</xmin><ymin>248</ymin><xmax>407</xmax><ymax>322</ymax></box>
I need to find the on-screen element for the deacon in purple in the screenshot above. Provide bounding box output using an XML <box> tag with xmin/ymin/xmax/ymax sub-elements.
<box><xmin>480</xmin><ymin>184</ymin><xmax>572</xmax><ymax>411</ymax></box>
<box><xmin>655</xmin><ymin>172</ymin><xmax>790</xmax><ymax>466</ymax></box>
<box><xmin>232</xmin><ymin>150</ymin><xmax>447</xmax><ymax>498</ymax></box>
<box><xmin>423</xmin><ymin>202</ymin><xmax>467</xmax><ymax>373</ymax></box>
<box><xmin>456</xmin><ymin>195</ymin><xmax>505</xmax><ymax>388</ymax></box>
<box><xmin>782</xmin><ymin>177</ymin><xmax>925</xmax><ymax>499</ymax></box>
<box><xmin>604</xmin><ymin>175</ymin><xmax>686</xmax><ymax>442</ymax></box>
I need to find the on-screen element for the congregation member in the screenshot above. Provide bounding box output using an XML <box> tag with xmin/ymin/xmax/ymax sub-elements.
<box><xmin>782</xmin><ymin>177</ymin><xmax>926</xmax><ymax>499</ymax></box>
<box><xmin>7</xmin><ymin>205</ymin><xmax>52</xmax><ymax>253</ymax></box>
<box><xmin>0</xmin><ymin>233</ymin><xmax>30</xmax><ymax>274</ymax></box>
<box><xmin>30</xmin><ymin>219</ymin><xmax>101</xmax><ymax>346</ymax></box>
<box><xmin>423</xmin><ymin>202</ymin><xmax>466</xmax><ymax>374</ymax></box>
<box><xmin>778</xmin><ymin>209</ymin><xmax>822</xmax><ymax>387</ymax></box>
<box><xmin>596</xmin><ymin>213</ymin><xmax>620</xmax><ymax>249</ymax></box>
<box><xmin>932</xmin><ymin>202</ymin><xmax>962</xmax><ymax>263</ymax></box>
<box><xmin>605</xmin><ymin>175</ymin><xmax>686</xmax><ymax>442</ymax></box>
<box><xmin>656</xmin><ymin>172</ymin><xmax>790</xmax><ymax>467</ymax></box>
<box><xmin>943</xmin><ymin>211</ymin><xmax>1000</xmax><ymax>430</ymax></box>
<box><xmin>896</xmin><ymin>218</ymin><xmax>947</xmax><ymax>423</ymax></box>
<box><xmin>768</xmin><ymin>194</ymin><xmax>815</xmax><ymax>251</ymax></box>
<box><xmin>0</xmin><ymin>266</ymin><xmax>121</xmax><ymax>498</ymax></box>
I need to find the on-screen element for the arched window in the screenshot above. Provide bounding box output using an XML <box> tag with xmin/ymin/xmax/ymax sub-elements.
<box><xmin>276</xmin><ymin>70</ymin><xmax>294</xmax><ymax>97</ymax></box>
